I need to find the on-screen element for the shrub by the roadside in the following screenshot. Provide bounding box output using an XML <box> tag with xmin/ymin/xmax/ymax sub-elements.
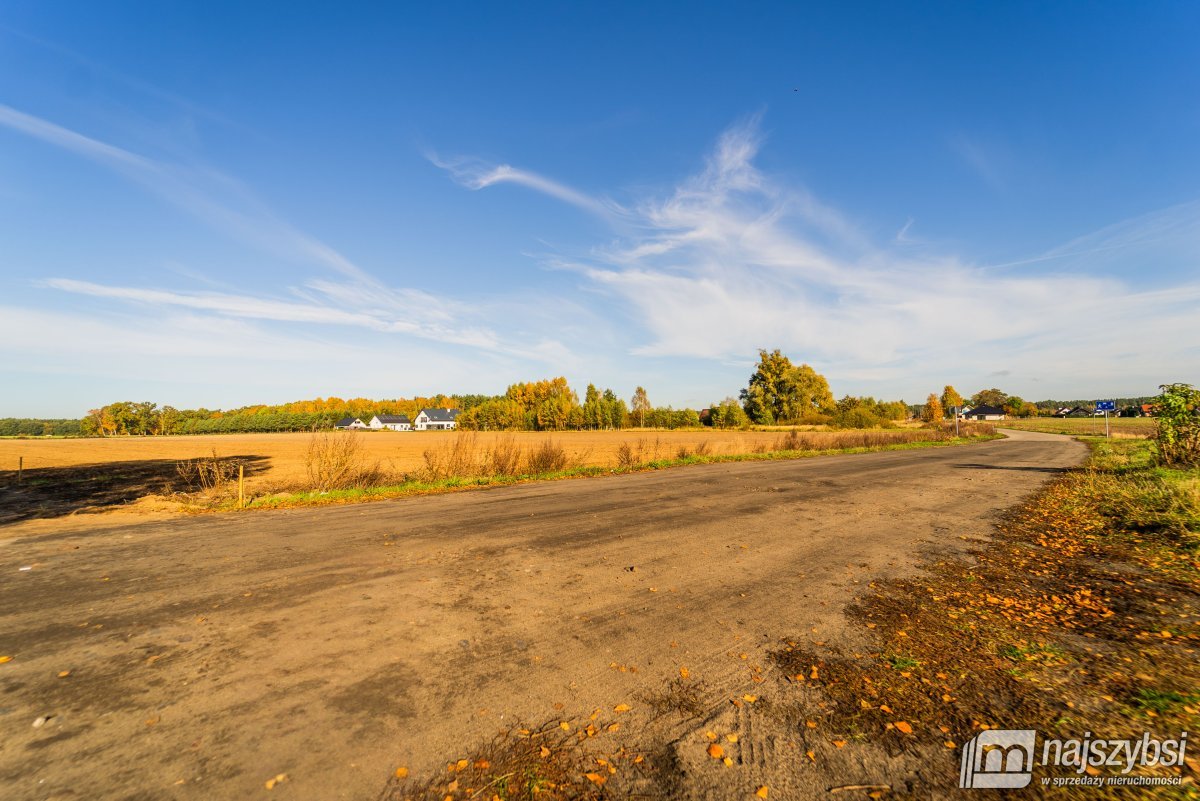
<box><xmin>833</xmin><ymin>408</ymin><xmax>882</xmax><ymax>429</ymax></box>
<box><xmin>306</xmin><ymin>432</ymin><xmax>387</xmax><ymax>491</ymax></box>
<box><xmin>526</xmin><ymin>438</ymin><xmax>570</xmax><ymax>473</ymax></box>
<box><xmin>1154</xmin><ymin>382</ymin><xmax>1200</xmax><ymax>467</ymax></box>
<box><xmin>175</xmin><ymin>449</ymin><xmax>239</xmax><ymax>495</ymax></box>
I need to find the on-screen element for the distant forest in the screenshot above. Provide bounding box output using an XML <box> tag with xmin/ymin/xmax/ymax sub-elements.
<box><xmin>6</xmin><ymin>378</ymin><xmax>703</xmax><ymax>437</ymax></box>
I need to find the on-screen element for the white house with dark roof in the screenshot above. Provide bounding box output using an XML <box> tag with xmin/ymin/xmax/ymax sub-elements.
<box><xmin>963</xmin><ymin>405</ymin><xmax>1007</xmax><ymax>421</ymax></box>
<box><xmin>334</xmin><ymin>417</ymin><xmax>368</xmax><ymax>430</ymax></box>
<box><xmin>370</xmin><ymin>414</ymin><xmax>411</xmax><ymax>431</ymax></box>
<box><xmin>413</xmin><ymin>408</ymin><xmax>460</xmax><ymax>431</ymax></box>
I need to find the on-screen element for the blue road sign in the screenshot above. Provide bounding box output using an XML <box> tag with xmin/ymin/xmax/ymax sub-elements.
<box><xmin>1096</xmin><ymin>400</ymin><xmax>1116</xmax><ymax>412</ymax></box>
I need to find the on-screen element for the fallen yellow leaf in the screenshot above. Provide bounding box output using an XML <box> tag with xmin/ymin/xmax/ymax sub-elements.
<box><xmin>722</xmin><ymin>756</ymin><xmax>733</xmax><ymax>767</ymax></box>
<box><xmin>680</xmin><ymin>666</ymin><xmax>690</xmax><ymax>679</ymax></box>
<box><xmin>725</xmin><ymin>733</ymin><xmax>738</xmax><ymax>743</ymax></box>
<box><xmin>559</xmin><ymin>721</ymin><xmax>571</xmax><ymax>731</ymax></box>
<box><xmin>58</xmin><ymin>670</ymin><xmax>71</xmax><ymax>678</ymax></box>
<box><xmin>614</xmin><ymin>703</ymin><xmax>632</xmax><ymax>713</ymax></box>
<box><xmin>540</xmin><ymin>746</ymin><xmax>551</xmax><ymax>758</ymax></box>
<box><xmin>705</xmin><ymin>731</ymin><xmax>718</xmax><ymax>741</ymax></box>
<box><xmin>0</xmin><ymin>656</ymin><xmax>12</xmax><ymax>664</ymax></box>
<box><xmin>742</xmin><ymin>694</ymin><xmax>758</xmax><ymax>703</ymax></box>
<box><xmin>264</xmin><ymin>773</ymin><xmax>287</xmax><ymax>790</ymax></box>
<box><xmin>806</xmin><ymin>750</ymin><xmax>816</xmax><ymax>762</ymax></box>
<box><xmin>395</xmin><ymin>767</ymin><xmax>409</xmax><ymax>779</ymax></box>
<box><xmin>756</xmin><ymin>786</ymin><xmax>769</xmax><ymax>798</ymax></box>
<box><xmin>806</xmin><ymin>720</ymin><xmax>818</xmax><ymax>728</ymax></box>
<box><xmin>585</xmin><ymin>772</ymin><xmax>607</xmax><ymax>785</ymax></box>
<box><xmin>833</xmin><ymin>739</ymin><xmax>847</xmax><ymax>748</ymax></box>
<box><xmin>895</xmin><ymin>721</ymin><xmax>913</xmax><ymax>734</ymax></box>
<box><xmin>707</xmin><ymin>743</ymin><xmax>724</xmax><ymax>759</ymax></box>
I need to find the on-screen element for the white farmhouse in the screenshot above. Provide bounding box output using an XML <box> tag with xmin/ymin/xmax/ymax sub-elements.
<box><xmin>370</xmin><ymin>414</ymin><xmax>412</xmax><ymax>431</ymax></box>
<box><xmin>334</xmin><ymin>417</ymin><xmax>368</xmax><ymax>430</ymax></box>
<box><xmin>413</xmin><ymin>408</ymin><xmax>460</xmax><ymax>431</ymax></box>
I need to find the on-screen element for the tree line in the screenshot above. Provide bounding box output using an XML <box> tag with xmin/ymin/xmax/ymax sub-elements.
<box><xmin>72</xmin><ymin>382</ymin><xmax>700</xmax><ymax>436</ymax></box>
<box><xmin>0</xmin><ymin>418</ymin><xmax>83</xmax><ymax>437</ymax></box>
<box><xmin>917</xmin><ymin>386</ymin><xmax>1159</xmax><ymax>421</ymax></box>
<box><xmin>23</xmin><ymin>348</ymin><xmax>1149</xmax><ymax>437</ymax></box>
<box><xmin>65</xmin><ymin>353</ymin><xmax>881</xmax><ymax>436</ymax></box>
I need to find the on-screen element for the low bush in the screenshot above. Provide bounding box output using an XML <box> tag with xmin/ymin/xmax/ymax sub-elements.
<box><xmin>484</xmin><ymin>436</ymin><xmax>524</xmax><ymax>477</ymax></box>
<box><xmin>175</xmin><ymin>449</ymin><xmax>239</xmax><ymax>493</ymax></box>
<box><xmin>307</xmin><ymin>432</ymin><xmax>387</xmax><ymax>490</ymax></box>
<box><xmin>526</xmin><ymin>438</ymin><xmax>569</xmax><ymax>473</ymax></box>
<box><xmin>833</xmin><ymin>408</ymin><xmax>882</xmax><ymax>429</ymax></box>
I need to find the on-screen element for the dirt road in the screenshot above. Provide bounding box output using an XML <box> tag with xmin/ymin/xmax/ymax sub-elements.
<box><xmin>0</xmin><ymin>430</ymin><xmax>1085</xmax><ymax>800</ymax></box>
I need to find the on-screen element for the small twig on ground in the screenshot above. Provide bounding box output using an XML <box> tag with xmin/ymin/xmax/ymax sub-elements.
<box><xmin>829</xmin><ymin>785</ymin><xmax>891</xmax><ymax>794</ymax></box>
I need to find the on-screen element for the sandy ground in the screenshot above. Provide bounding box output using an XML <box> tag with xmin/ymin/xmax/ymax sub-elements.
<box><xmin>0</xmin><ymin>430</ymin><xmax>1086</xmax><ymax>800</ymax></box>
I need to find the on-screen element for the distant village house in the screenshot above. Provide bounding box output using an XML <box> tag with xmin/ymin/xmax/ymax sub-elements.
<box><xmin>413</xmin><ymin>408</ymin><xmax>460</xmax><ymax>431</ymax></box>
<box><xmin>963</xmin><ymin>405</ymin><xmax>1007</xmax><ymax>421</ymax></box>
<box><xmin>370</xmin><ymin>414</ymin><xmax>411</xmax><ymax>431</ymax></box>
<box><xmin>334</xmin><ymin>409</ymin><xmax>459</xmax><ymax>431</ymax></box>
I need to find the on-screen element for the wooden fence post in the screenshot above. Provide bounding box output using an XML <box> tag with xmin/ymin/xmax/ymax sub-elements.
<box><xmin>17</xmin><ymin>456</ymin><xmax>22</xmax><ymax>484</ymax></box>
<box><xmin>238</xmin><ymin>464</ymin><xmax>245</xmax><ymax>508</ymax></box>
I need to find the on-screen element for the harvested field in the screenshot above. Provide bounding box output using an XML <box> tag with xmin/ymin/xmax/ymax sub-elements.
<box><xmin>0</xmin><ymin>430</ymin><xmax>779</xmax><ymax>487</ymax></box>
<box><xmin>0</xmin><ymin>427</ymin><xmax>975</xmax><ymax>524</ymax></box>
<box><xmin>1001</xmin><ymin>416</ymin><xmax>1156</xmax><ymax>437</ymax></box>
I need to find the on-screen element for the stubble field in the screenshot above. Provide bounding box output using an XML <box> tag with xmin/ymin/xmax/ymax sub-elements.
<box><xmin>998</xmin><ymin>416</ymin><xmax>1155</xmax><ymax>437</ymax></box>
<box><xmin>0</xmin><ymin>429</ymin><xmax>797</xmax><ymax>489</ymax></box>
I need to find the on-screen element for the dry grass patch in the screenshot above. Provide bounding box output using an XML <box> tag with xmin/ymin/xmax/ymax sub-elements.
<box><xmin>379</xmin><ymin>719</ymin><xmax>660</xmax><ymax>801</ymax></box>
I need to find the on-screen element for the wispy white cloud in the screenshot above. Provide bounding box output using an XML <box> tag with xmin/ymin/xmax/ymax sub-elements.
<box><xmin>0</xmin><ymin>103</ymin><xmax>379</xmax><ymax>284</ymax></box>
<box><xmin>0</xmin><ymin>25</ymin><xmax>251</xmax><ymax>135</ymax></box>
<box><xmin>0</xmin><ymin>103</ymin><xmax>579</xmax><ymax>362</ymax></box>
<box><xmin>454</xmin><ymin>118</ymin><xmax>1200</xmax><ymax>398</ymax></box>
<box><xmin>429</xmin><ymin>153</ymin><xmax>624</xmax><ymax>220</ymax></box>
<box><xmin>989</xmin><ymin>199</ymin><xmax>1200</xmax><ymax>276</ymax></box>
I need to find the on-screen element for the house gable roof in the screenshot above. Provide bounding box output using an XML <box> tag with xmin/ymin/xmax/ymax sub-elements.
<box><xmin>335</xmin><ymin>417</ymin><xmax>357</xmax><ymax>427</ymax></box>
<box><xmin>419</xmin><ymin>408</ymin><xmax>461</xmax><ymax>422</ymax></box>
<box><xmin>376</xmin><ymin>414</ymin><xmax>410</xmax><ymax>424</ymax></box>
<box><xmin>966</xmin><ymin>405</ymin><xmax>1005</xmax><ymax>416</ymax></box>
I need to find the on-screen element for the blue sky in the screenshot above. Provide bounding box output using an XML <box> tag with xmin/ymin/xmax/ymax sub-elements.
<box><xmin>2</xmin><ymin>2</ymin><xmax>1198</xmax><ymax>417</ymax></box>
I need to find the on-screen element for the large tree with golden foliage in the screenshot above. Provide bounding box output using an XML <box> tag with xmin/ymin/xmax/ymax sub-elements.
<box><xmin>941</xmin><ymin>385</ymin><xmax>963</xmax><ymax>413</ymax></box>
<box><xmin>922</xmin><ymin>393</ymin><xmax>945</xmax><ymax>423</ymax></box>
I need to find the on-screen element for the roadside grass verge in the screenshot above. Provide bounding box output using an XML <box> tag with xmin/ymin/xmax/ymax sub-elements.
<box><xmin>204</xmin><ymin>430</ymin><xmax>1001</xmax><ymax>513</ymax></box>
<box><xmin>769</xmin><ymin>436</ymin><xmax>1200</xmax><ymax>794</ymax></box>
